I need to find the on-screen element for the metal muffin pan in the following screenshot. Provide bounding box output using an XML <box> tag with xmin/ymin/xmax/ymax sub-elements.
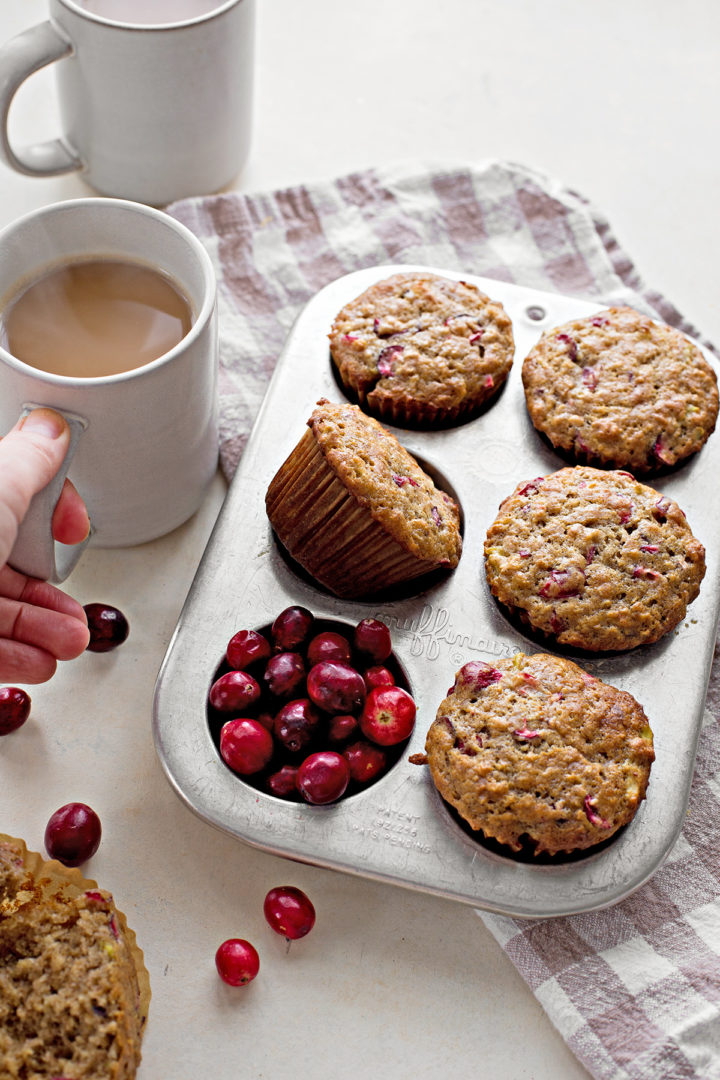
<box><xmin>153</xmin><ymin>264</ymin><xmax>720</xmax><ymax>918</ymax></box>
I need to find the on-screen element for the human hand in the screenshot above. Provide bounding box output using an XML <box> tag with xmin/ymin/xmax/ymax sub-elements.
<box><xmin>0</xmin><ymin>409</ymin><xmax>91</xmax><ymax>683</ymax></box>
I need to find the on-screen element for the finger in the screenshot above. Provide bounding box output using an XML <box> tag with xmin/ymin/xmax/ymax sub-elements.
<box><xmin>0</xmin><ymin>409</ymin><xmax>72</xmax><ymax>562</ymax></box>
<box><xmin>51</xmin><ymin>478</ymin><xmax>90</xmax><ymax>546</ymax></box>
<box><xmin>0</xmin><ymin>638</ymin><xmax>58</xmax><ymax>684</ymax></box>
<box><xmin>0</xmin><ymin>564</ymin><xmax>89</xmax><ymax>623</ymax></box>
<box><xmin>0</xmin><ymin>595</ymin><xmax>90</xmax><ymax>661</ymax></box>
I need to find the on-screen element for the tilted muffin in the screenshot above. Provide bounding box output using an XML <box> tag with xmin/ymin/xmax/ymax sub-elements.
<box><xmin>265</xmin><ymin>399</ymin><xmax>462</xmax><ymax>598</ymax></box>
<box><xmin>522</xmin><ymin>306</ymin><xmax>719</xmax><ymax>471</ymax></box>
<box><xmin>484</xmin><ymin>466</ymin><xmax>705</xmax><ymax>651</ymax></box>
<box><xmin>329</xmin><ymin>272</ymin><xmax>515</xmax><ymax>426</ymax></box>
<box><xmin>0</xmin><ymin>835</ymin><xmax>150</xmax><ymax>1079</ymax></box>
<box><xmin>421</xmin><ymin>653</ymin><xmax>655</xmax><ymax>855</ymax></box>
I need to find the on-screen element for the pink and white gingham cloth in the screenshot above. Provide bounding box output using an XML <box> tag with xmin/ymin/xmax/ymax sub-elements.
<box><xmin>168</xmin><ymin>160</ymin><xmax>720</xmax><ymax>1080</ymax></box>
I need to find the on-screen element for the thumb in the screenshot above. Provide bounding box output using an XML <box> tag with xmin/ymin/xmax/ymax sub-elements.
<box><xmin>0</xmin><ymin>409</ymin><xmax>71</xmax><ymax>563</ymax></box>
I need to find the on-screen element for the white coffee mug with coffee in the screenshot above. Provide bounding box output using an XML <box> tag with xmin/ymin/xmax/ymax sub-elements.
<box><xmin>0</xmin><ymin>198</ymin><xmax>219</xmax><ymax>582</ymax></box>
<box><xmin>0</xmin><ymin>0</ymin><xmax>254</xmax><ymax>206</ymax></box>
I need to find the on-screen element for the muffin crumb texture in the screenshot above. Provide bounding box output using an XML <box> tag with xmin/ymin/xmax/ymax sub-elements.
<box><xmin>484</xmin><ymin>466</ymin><xmax>705</xmax><ymax>651</ymax></box>
<box><xmin>522</xmin><ymin>306</ymin><xmax>718</xmax><ymax>471</ymax></box>
<box><xmin>329</xmin><ymin>272</ymin><xmax>515</xmax><ymax>426</ymax></box>
<box><xmin>425</xmin><ymin>653</ymin><xmax>655</xmax><ymax>855</ymax></box>
<box><xmin>0</xmin><ymin>837</ymin><xmax>148</xmax><ymax>1079</ymax></box>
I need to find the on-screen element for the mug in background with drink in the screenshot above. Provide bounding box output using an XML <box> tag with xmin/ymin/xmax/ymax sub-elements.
<box><xmin>0</xmin><ymin>198</ymin><xmax>219</xmax><ymax>582</ymax></box>
<box><xmin>0</xmin><ymin>0</ymin><xmax>254</xmax><ymax>206</ymax></box>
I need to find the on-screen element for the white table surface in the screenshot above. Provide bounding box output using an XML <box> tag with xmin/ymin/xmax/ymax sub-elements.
<box><xmin>1</xmin><ymin>3</ymin><xmax>718</xmax><ymax>1078</ymax></box>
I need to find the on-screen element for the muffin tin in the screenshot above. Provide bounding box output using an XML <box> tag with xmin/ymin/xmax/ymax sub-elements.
<box><xmin>152</xmin><ymin>264</ymin><xmax>720</xmax><ymax>918</ymax></box>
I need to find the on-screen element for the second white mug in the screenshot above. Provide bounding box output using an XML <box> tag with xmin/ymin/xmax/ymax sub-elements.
<box><xmin>0</xmin><ymin>0</ymin><xmax>254</xmax><ymax>206</ymax></box>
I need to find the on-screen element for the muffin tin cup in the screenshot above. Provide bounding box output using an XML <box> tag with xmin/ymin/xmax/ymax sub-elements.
<box><xmin>153</xmin><ymin>264</ymin><xmax>720</xmax><ymax>918</ymax></box>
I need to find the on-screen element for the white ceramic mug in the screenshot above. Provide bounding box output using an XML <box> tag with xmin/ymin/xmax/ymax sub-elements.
<box><xmin>0</xmin><ymin>0</ymin><xmax>254</xmax><ymax>206</ymax></box>
<box><xmin>0</xmin><ymin>198</ymin><xmax>219</xmax><ymax>582</ymax></box>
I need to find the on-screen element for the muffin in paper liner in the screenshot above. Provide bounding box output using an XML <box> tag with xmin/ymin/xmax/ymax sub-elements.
<box><xmin>265</xmin><ymin>399</ymin><xmax>462</xmax><ymax>598</ymax></box>
<box><xmin>329</xmin><ymin>271</ymin><xmax>515</xmax><ymax>428</ymax></box>
<box><xmin>0</xmin><ymin>832</ymin><xmax>150</xmax><ymax>1080</ymax></box>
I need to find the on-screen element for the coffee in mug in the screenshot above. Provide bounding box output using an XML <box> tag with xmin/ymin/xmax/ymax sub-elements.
<box><xmin>78</xmin><ymin>0</ymin><xmax>224</xmax><ymax>23</ymax></box>
<box><xmin>1</xmin><ymin>259</ymin><xmax>194</xmax><ymax>379</ymax></box>
<box><xmin>0</xmin><ymin>198</ymin><xmax>219</xmax><ymax>583</ymax></box>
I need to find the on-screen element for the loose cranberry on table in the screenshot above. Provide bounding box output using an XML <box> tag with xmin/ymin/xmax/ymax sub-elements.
<box><xmin>44</xmin><ymin>802</ymin><xmax>102</xmax><ymax>867</ymax></box>
<box><xmin>219</xmin><ymin>718</ymin><xmax>274</xmax><ymax>775</ymax></box>
<box><xmin>0</xmin><ymin>687</ymin><xmax>31</xmax><ymax>735</ymax></box>
<box><xmin>83</xmin><ymin>603</ymin><xmax>129</xmax><ymax>653</ymax></box>
<box><xmin>215</xmin><ymin>938</ymin><xmax>260</xmax><ymax>987</ymax></box>
<box><xmin>360</xmin><ymin>685</ymin><xmax>416</xmax><ymax>746</ymax></box>
<box><xmin>264</xmin><ymin>886</ymin><xmax>316</xmax><ymax>940</ymax></box>
<box><xmin>209</xmin><ymin>670</ymin><xmax>261</xmax><ymax>712</ymax></box>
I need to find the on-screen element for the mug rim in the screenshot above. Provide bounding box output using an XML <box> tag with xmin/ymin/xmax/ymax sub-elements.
<box><xmin>0</xmin><ymin>197</ymin><xmax>217</xmax><ymax>388</ymax></box>
<box><xmin>58</xmin><ymin>0</ymin><xmax>243</xmax><ymax>30</ymax></box>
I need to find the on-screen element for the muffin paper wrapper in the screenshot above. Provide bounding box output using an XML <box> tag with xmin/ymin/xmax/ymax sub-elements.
<box><xmin>266</xmin><ymin>430</ymin><xmax>442</xmax><ymax>597</ymax></box>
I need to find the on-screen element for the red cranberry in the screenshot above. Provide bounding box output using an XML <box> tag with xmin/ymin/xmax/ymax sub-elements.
<box><xmin>215</xmin><ymin>939</ymin><xmax>259</xmax><ymax>986</ymax></box>
<box><xmin>297</xmin><ymin>751</ymin><xmax>350</xmax><ymax>804</ymax></box>
<box><xmin>306</xmin><ymin>662</ymin><xmax>366</xmax><ymax>715</ymax></box>
<box><xmin>83</xmin><ymin>603</ymin><xmax>129</xmax><ymax>653</ymax></box>
<box><xmin>266</xmin><ymin>764</ymin><xmax>300</xmax><ymax>798</ymax></box>
<box><xmin>209</xmin><ymin>670</ymin><xmax>261</xmax><ymax>712</ymax></box>
<box><xmin>307</xmin><ymin>631</ymin><xmax>352</xmax><ymax>666</ymax></box>
<box><xmin>256</xmin><ymin>711</ymin><xmax>275</xmax><ymax>732</ymax></box>
<box><xmin>44</xmin><ymin>803</ymin><xmax>102</xmax><ymax>866</ymax></box>
<box><xmin>263</xmin><ymin>886</ymin><xmax>316</xmax><ymax>940</ymax></box>
<box><xmin>360</xmin><ymin>685</ymin><xmax>416</xmax><ymax>746</ymax></box>
<box><xmin>353</xmin><ymin>618</ymin><xmax>392</xmax><ymax>662</ymax></box>
<box><xmin>220</xmin><ymin>719</ymin><xmax>274</xmax><ymax>775</ymax></box>
<box><xmin>271</xmin><ymin>606</ymin><xmax>314</xmax><ymax>651</ymax></box>
<box><xmin>343</xmin><ymin>740</ymin><xmax>388</xmax><ymax>783</ymax></box>
<box><xmin>263</xmin><ymin>652</ymin><xmax>305</xmax><ymax>697</ymax></box>
<box><xmin>327</xmin><ymin>713</ymin><xmax>359</xmax><ymax>745</ymax></box>
<box><xmin>0</xmin><ymin>687</ymin><xmax>31</xmax><ymax>735</ymax></box>
<box><xmin>226</xmin><ymin>629</ymin><xmax>271</xmax><ymax>670</ymax></box>
<box><xmin>363</xmin><ymin>665</ymin><xmax>395</xmax><ymax>692</ymax></box>
<box><xmin>273</xmin><ymin>699</ymin><xmax>320</xmax><ymax>754</ymax></box>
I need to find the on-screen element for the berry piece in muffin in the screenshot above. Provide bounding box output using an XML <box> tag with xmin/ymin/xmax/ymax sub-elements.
<box><xmin>329</xmin><ymin>272</ymin><xmax>514</xmax><ymax>427</ymax></box>
<box><xmin>421</xmin><ymin>653</ymin><xmax>654</xmax><ymax>856</ymax></box>
<box><xmin>266</xmin><ymin>399</ymin><xmax>462</xmax><ymax>598</ymax></box>
<box><xmin>521</xmin><ymin>306</ymin><xmax>718</xmax><ymax>471</ymax></box>
<box><xmin>484</xmin><ymin>466</ymin><xmax>705</xmax><ymax>652</ymax></box>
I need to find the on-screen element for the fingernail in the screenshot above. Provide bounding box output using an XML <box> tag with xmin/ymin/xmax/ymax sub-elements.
<box><xmin>20</xmin><ymin>408</ymin><xmax>66</xmax><ymax>440</ymax></box>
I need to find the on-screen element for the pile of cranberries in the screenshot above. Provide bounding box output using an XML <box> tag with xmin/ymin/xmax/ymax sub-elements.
<box><xmin>207</xmin><ymin>607</ymin><xmax>416</xmax><ymax>805</ymax></box>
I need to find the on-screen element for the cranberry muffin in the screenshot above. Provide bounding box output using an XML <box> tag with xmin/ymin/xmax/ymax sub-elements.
<box><xmin>329</xmin><ymin>271</ymin><xmax>515</xmax><ymax>426</ymax></box>
<box><xmin>522</xmin><ymin>306</ymin><xmax>718</xmax><ymax>471</ymax></box>
<box><xmin>265</xmin><ymin>399</ymin><xmax>462</xmax><ymax>598</ymax></box>
<box><xmin>484</xmin><ymin>466</ymin><xmax>705</xmax><ymax>651</ymax></box>
<box><xmin>0</xmin><ymin>835</ymin><xmax>149</xmax><ymax>1079</ymax></box>
<box><xmin>422</xmin><ymin>654</ymin><xmax>655</xmax><ymax>855</ymax></box>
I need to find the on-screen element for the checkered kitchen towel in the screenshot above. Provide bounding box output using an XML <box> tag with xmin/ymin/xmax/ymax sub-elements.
<box><xmin>168</xmin><ymin>160</ymin><xmax>720</xmax><ymax>1080</ymax></box>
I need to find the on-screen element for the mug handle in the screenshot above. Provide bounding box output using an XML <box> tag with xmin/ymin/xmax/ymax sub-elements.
<box><xmin>8</xmin><ymin>407</ymin><xmax>92</xmax><ymax>584</ymax></box>
<box><xmin>0</xmin><ymin>21</ymin><xmax>82</xmax><ymax>177</ymax></box>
